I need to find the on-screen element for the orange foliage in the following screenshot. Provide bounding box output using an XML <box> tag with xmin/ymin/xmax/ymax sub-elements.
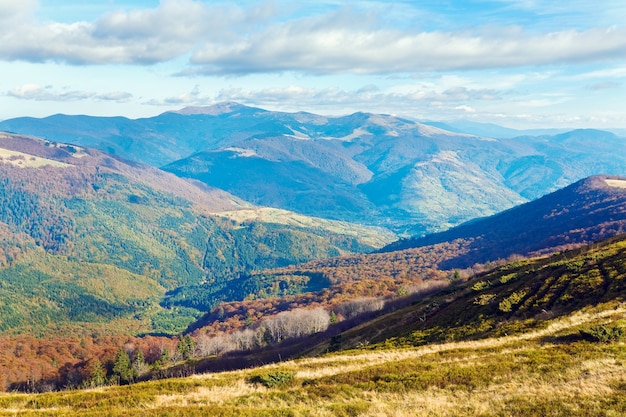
<box><xmin>0</xmin><ymin>334</ymin><xmax>176</xmax><ymax>391</ymax></box>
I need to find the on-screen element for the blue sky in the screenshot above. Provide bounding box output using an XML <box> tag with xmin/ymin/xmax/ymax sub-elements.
<box><xmin>1</xmin><ymin>0</ymin><xmax>625</xmax><ymax>129</ymax></box>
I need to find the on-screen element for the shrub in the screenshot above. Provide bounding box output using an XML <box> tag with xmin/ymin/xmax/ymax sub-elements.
<box><xmin>472</xmin><ymin>281</ymin><xmax>491</xmax><ymax>292</ymax></box>
<box><xmin>474</xmin><ymin>293</ymin><xmax>496</xmax><ymax>306</ymax></box>
<box><xmin>249</xmin><ymin>371</ymin><xmax>295</xmax><ymax>388</ymax></box>
<box><xmin>580</xmin><ymin>325</ymin><xmax>624</xmax><ymax>343</ymax></box>
<box><xmin>499</xmin><ymin>290</ymin><xmax>527</xmax><ymax>313</ymax></box>
<box><xmin>499</xmin><ymin>273</ymin><xmax>517</xmax><ymax>284</ymax></box>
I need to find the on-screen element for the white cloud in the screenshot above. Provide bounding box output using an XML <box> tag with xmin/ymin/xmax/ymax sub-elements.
<box><xmin>5</xmin><ymin>84</ymin><xmax>132</xmax><ymax>103</ymax></box>
<box><xmin>189</xmin><ymin>22</ymin><xmax>626</xmax><ymax>75</ymax></box>
<box><xmin>0</xmin><ymin>0</ymin><xmax>37</xmax><ymax>22</ymax></box>
<box><xmin>212</xmin><ymin>82</ymin><xmax>502</xmax><ymax>114</ymax></box>
<box><xmin>95</xmin><ymin>91</ymin><xmax>134</xmax><ymax>103</ymax></box>
<box><xmin>573</xmin><ymin>66</ymin><xmax>626</xmax><ymax>80</ymax></box>
<box><xmin>0</xmin><ymin>1</ymin><xmax>624</xmax><ymax>75</ymax></box>
<box><xmin>144</xmin><ymin>85</ymin><xmax>208</xmax><ymax>106</ymax></box>
<box><xmin>0</xmin><ymin>0</ymin><xmax>268</xmax><ymax>65</ymax></box>
<box><xmin>586</xmin><ymin>81</ymin><xmax>621</xmax><ymax>91</ymax></box>
<box><xmin>6</xmin><ymin>84</ymin><xmax>94</xmax><ymax>101</ymax></box>
<box><xmin>454</xmin><ymin>105</ymin><xmax>476</xmax><ymax>113</ymax></box>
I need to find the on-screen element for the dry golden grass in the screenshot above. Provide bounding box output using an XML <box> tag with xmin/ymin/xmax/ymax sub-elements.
<box><xmin>151</xmin><ymin>380</ymin><xmax>266</xmax><ymax>409</ymax></box>
<box><xmin>214</xmin><ymin>207</ymin><xmax>396</xmax><ymax>248</ymax></box>
<box><xmin>1</xmin><ymin>305</ymin><xmax>625</xmax><ymax>416</ymax></box>
<box><xmin>0</xmin><ymin>148</ymin><xmax>71</xmax><ymax>168</ymax></box>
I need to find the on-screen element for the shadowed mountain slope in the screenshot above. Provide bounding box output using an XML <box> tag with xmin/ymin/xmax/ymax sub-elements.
<box><xmin>383</xmin><ymin>175</ymin><xmax>626</xmax><ymax>269</ymax></box>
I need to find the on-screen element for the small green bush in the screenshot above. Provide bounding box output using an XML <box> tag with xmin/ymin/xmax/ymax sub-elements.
<box><xmin>499</xmin><ymin>273</ymin><xmax>517</xmax><ymax>284</ymax></box>
<box><xmin>472</xmin><ymin>281</ymin><xmax>491</xmax><ymax>292</ymax></box>
<box><xmin>499</xmin><ymin>290</ymin><xmax>527</xmax><ymax>313</ymax></box>
<box><xmin>249</xmin><ymin>371</ymin><xmax>295</xmax><ymax>388</ymax></box>
<box><xmin>474</xmin><ymin>293</ymin><xmax>496</xmax><ymax>306</ymax></box>
<box><xmin>580</xmin><ymin>325</ymin><xmax>625</xmax><ymax>343</ymax></box>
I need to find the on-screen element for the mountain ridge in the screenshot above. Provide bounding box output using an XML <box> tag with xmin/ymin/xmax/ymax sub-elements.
<box><xmin>3</xmin><ymin>103</ymin><xmax>625</xmax><ymax>235</ymax></box>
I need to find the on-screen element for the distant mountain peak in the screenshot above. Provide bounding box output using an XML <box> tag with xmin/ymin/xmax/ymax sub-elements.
<box><xmin>576</xmin><ymin>174</ymin><xmax>626</xmax><ymax>192</ymax></box>
<box><xmin>169</xmin><ymin>102</ymin><xmax>255</xmax><ymax>116</ymax></box>
<box><xmin>605</xmin><ymin>177</ymin><xmax>626</xmax><ymax>189</ymax></box>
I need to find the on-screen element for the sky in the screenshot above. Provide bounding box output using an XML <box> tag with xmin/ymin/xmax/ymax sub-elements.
<box><xmin>1</xmin><ymin>0</ymin><xmax>625</xmax><ymax>129</ymax></box>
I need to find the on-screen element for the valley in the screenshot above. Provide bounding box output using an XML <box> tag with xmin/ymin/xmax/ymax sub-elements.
<box><xmin>0</xmin><ymin>132</ymin><xmax>393</xmax><ymax>338</ymax></box>
<box><xmin>1</xmin><ymin>236</ymin><xmax>626</xmax><ymax>416</ymax></box>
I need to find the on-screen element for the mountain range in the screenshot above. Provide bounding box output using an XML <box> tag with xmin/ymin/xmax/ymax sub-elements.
<box><xmin>2</xmin><ymin>103</ymin><xmax>625</xmax><ymax>235</ymax></box>
<box><xmin>2</xmin><ymin>105</ymin><xmax>626</xmax><ymax>405</ymax></box>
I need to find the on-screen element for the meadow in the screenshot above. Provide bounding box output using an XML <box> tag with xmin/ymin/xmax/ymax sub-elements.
<box><xmin>1</xmin><ymin>303</ymin><xmax>624</xmax><ymax>416</ymax></box>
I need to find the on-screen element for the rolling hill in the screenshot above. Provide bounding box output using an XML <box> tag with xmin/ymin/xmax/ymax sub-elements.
<box><xmin>0</xmin><ymin>132</ymin><xmax>393</xmax><ymax>337</ymax></box>
<box><xmin>2</xmin><ymin>103</ymin><xmax>625</xmax><ymax>235</ymax></box>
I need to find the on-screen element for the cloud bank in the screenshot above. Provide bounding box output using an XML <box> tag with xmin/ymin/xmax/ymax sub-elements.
<box><xmin>7</xmin><ymin>84</ymin><xmax>133</xmax><ymax>103</ymax></box>
<box><xmin>1</xmin><ymin>0</ymin><xmax>625</xmax><ymax>75</ymax></box>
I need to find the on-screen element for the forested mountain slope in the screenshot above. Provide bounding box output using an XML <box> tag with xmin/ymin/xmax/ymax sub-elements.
<box><xmin>383</xmin><ymin>175</ymin><xmax>626</xmax><ymax>268</ymax></box>
<box><xmin>0</xmin><ymin>132</ymin><xmax>392</xmax><ymax>336</ymax></box>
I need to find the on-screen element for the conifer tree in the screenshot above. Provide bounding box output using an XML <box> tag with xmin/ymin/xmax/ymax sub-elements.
<box><xmin>89</xmin><ymin>359</ymin><xmax>107</xmax><ymax>387</ymax></box>
<box><xmin>112</xmin><ymin>348</ymin><xmax>136</xmax><ymax>384</ymax></box>
<box><xmin>133</xmin><ymin>349</ymin><xmax>147</xmax><ymax>376</ymax></box>
<box><xmin>176</xmin><ymin>335</ymin><xmax>196</xmax><ymax>360</ymax></box>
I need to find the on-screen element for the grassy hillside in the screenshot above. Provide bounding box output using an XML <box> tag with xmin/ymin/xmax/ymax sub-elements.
<box><xmin>1</xmin><ymin>298</ymin><xmax>624</xmax><ymax>415</ymax></box>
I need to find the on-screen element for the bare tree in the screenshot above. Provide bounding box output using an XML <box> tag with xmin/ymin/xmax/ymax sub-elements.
<box><xmin>262</xmin><ymin>307</ymin><xmax>330</xmax><ymax>343</ymax></box>
<box><xmin>336</xmin><ymin>297</ymin><xmax>385</xmax><ymax>319</ymax></box>
<box><xmin>196</xmin><ymin>334</ymin><xmax>234</xmax><ymax>357</ymax></box>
